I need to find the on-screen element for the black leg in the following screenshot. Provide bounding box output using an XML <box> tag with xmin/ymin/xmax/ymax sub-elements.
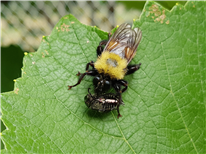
<box><xmin>112</xmin><ymin>83</ymin><xmax>122</xmax><ymax>118</ymax></box>
<box><xmin>99</xmin><ymin>40</ymin><xmax>108</xmax><ymax>46</ymax></box>
<box><xmin>68</xmin><ymin>70</ymin><xmax>98</xmax><ymax>90</ymax></box>
<box><xmin>126</xmin><ymin>63</ymin><xmax>141</xmax><ymax>75</ymax></box>
<box><xmin>117</xmin><ymin>92</ymin><xmax>122</xmax><ymax>119</ymax></box>
<box><xmin>117</xmin><ymin>80</ymin><xmax>128</xmax><ymax>93</ymax></box>
<box><xmin>97</xmin><ymin>40</ymin><xmax>108</xmax><ymax>56</ymax></box>
<box><xmin>97</xmin><ymin>46</ymin><xmax>104</xmax><ymax>56</ymax></box>
<box><xmin>76</xmin><ymin>61</ymin><xmax>94</xmax><ymax>76</ymax></box>
<box><xmin>96</xmin><ymin>33</ymin><xmax>112</xmax><ymax>56</ymax></box>
<box><xmin>86</xmin><ymin>61</ymin><xmax>94</xmax><ymax>70</ymax></box>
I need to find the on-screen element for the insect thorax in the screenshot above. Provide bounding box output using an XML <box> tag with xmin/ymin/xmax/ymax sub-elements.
<box><xmin>94</xmin><ymin>51</ymin><xmax>127</xmax><ymax>79</ymax></box>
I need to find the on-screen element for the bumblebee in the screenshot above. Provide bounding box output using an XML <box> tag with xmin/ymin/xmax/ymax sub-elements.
<box><xmin>68</xmin><ymin>23</ymin><xmax>142</xmax><ymax>118</ymax></box>
<box><xmin>85</xmin><ymin>88</ymin><xmax>124</xmax><ymax>114</ymax></box>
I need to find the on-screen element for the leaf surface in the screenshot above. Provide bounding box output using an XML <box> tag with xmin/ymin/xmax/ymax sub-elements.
<box><xmin>1</xmin><ymin>1</ymin><xmax>205</xmax><ymax>153</ymax></box>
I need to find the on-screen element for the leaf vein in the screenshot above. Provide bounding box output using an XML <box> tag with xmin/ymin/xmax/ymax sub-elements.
<box><xmin>161</xmin><ymin>42</ymin><xmax>198</xmax><ymax>153</ymax></box>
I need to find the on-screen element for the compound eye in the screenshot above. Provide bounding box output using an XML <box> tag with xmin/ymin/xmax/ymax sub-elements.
<box><xmin>103</xmin><ymin>80</ymin><xmax>111</xmax><ymax>91</ymax></box>
<box><xmin>93</xmin><ymin>76</ymin><xmax>101</xmax><ymax>86</ymax></box>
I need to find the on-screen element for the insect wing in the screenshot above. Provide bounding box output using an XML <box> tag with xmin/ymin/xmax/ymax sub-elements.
<box><xmin>104</xmin><ymin>23</ymin><xmax>142</xmax><ymax>64</ymax></box>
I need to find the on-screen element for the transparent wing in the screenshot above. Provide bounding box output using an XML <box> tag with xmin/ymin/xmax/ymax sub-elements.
<box><xmin>104</xmin><ymin>23</ymin><xmax>142</xmax><ymax>64</ymax></box>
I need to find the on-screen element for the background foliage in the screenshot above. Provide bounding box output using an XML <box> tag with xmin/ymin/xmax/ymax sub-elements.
<box><xmin>1</xmin><ymin>45</ymin><xmax>24</xmax><ymax>93</ymax></box>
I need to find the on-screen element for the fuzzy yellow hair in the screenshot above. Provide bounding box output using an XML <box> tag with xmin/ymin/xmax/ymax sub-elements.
<box><xmin>94</xmin><ymin>51</ymin><xmax>127</xmax><ymax>79</ymax></box>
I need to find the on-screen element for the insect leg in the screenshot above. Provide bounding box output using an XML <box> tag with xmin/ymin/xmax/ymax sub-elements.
<box><xmin>117</xmin><ymin>80</ymin><xmax>128</xmax><ymax>93</ymax></box>
<box><xmin>126</xmin><ymin>63</ymin><xmax>141</xmax><ymax>75</ymax></box>
<box><xmin>76</xmin><ymin>61</ymin><xmax>94</xmax><ymax>76</ymax></box>
<box><xmin>86</xmin><ymin>61</ymin><xmax>94</xmax><ymax>70</ymax></box>
<box><xmin>99</xmin><ymin>40</ymin><xmax>108</xmax><ymax>46</ymax></box>
<box><xmin>68</xmin><ymin>70</ymin><xmax>98</xmax><ymax>90</ymax></box>
<box><xmin>96</xmin><ymin>33</ymin><xmax>112</xmax><ymax>56</ymax></box>
<box><xmin>112</xmin><ymin>83</ymin><xmax>122</xmax><ymax>118</ymax></box>
<box><xmin>117</xmin><ymin>93</ymin><xmax>122</xmax><ymax>119</ymax></box>
<box><xmin>97</xmin><ymin>40</ymin><xmax>108</xmax><ymax>56</ymax></box>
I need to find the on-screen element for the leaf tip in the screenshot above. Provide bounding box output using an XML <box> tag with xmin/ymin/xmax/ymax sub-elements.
<box><xmin>24</xmin><ymin>52</ymin><xmax>28</xmax><ymax>56</ymax></box>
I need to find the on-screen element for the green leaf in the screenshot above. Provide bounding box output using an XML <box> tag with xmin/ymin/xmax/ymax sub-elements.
<box><xmin>1</xmin><ymin>1</ymin><xmax>205</xmax><ymax>153</ymax></box>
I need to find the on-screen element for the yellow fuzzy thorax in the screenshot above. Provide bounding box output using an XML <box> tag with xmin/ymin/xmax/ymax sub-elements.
<box><xmin>94</xmin><ymin>51</ymin><xmax>127</xmax><ymax>79</ymax></box>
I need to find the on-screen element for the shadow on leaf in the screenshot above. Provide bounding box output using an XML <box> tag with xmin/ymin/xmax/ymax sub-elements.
<box><xmin>86</xmin><ymin>109</ymin><xmax>113</xmax><ymax>119</ymax></box>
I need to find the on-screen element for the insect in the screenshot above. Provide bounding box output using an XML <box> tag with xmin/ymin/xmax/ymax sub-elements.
<box><xmin>84</xmin><ymin>88</ymin><xmax>124</xmax><ymax>115</ymax></box>
<box><xmin>68</xmin><ymin>23</ymin><xmax>142</xmax><ymax>118</ymax></box>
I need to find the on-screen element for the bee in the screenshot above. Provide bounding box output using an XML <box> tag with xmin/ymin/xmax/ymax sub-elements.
<box><xmin>84</xmin><ymin>88</ymin><xmax>124</xmax><ymax>115</ymax></box>
<box><xmin>68</xmin><ymin>23</ymin><xmax>142</xmax><ymax>118</ymax></box>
